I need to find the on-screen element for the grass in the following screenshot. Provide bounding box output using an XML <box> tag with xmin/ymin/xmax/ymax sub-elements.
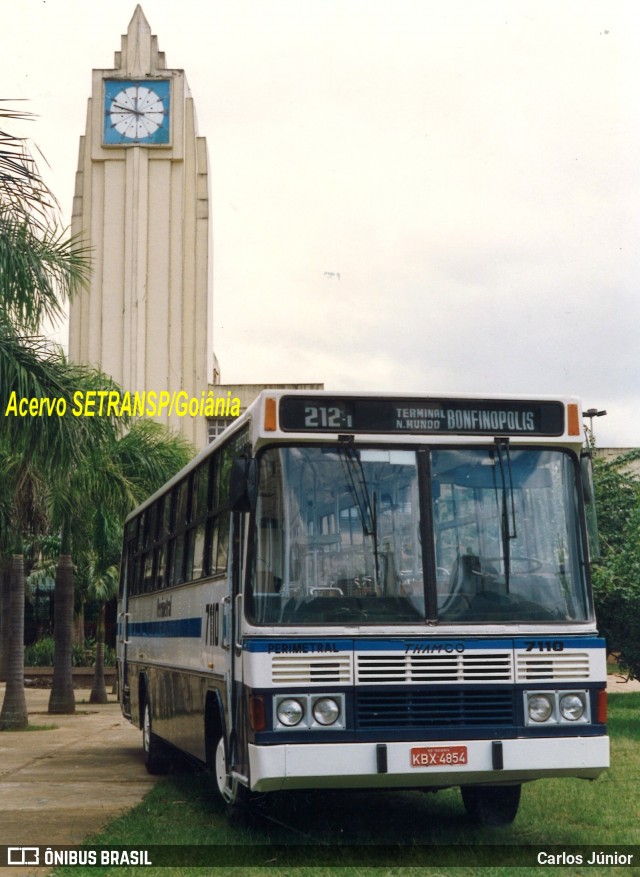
<box><xmin>49</xmin><ymin>693</ymin><xmax>640</xmax><ymax>877</ymax></box>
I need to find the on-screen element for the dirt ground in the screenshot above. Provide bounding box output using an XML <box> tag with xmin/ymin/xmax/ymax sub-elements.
<box><xmin>0</xmin><ymin>686</ymin><xmax>156</xmax><ymax>876</ymax></box>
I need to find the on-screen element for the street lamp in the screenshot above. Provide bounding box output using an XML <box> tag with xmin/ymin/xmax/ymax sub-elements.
<box><xmin>583</xmin><ymin>408</ymin><xmax>607</xmax><ymax>433</ymax></box>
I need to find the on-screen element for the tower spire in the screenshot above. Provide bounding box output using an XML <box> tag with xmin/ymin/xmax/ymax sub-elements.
<box><xmin>114</xmin><ymin>5</ymin><xmax>166</xmax><ymax>76</ymax></box>
<box><xmin>127</xmin><ymin>5</ymin><xmax>151</xmax><ymax>76</ymax></box>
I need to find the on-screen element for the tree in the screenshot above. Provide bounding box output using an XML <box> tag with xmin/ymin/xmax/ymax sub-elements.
<box><xmin>42</xmin><ymin>368</ymin><xmax>125</xmax><ymax>716</ymax></box>
<box><xmin>0</xmin><ymin>105</ymin><xmax>92</xmax><ymax>729</ymax></box>
<box><xmin>0</xmin><ymin>105</ymin><xmax>193</xmax><ymax>726</ymax></box>
<box><xmin>49</xmin><ymin>419</ymin><xmax>192</xmax><ymax>712</ymax></box>
<box><xmin>0</xmin><ymin>555</ymin><xmax>28</xmax><ymax>729</ymax></box>
<box><xmin>86</xmin><ymin>564</ymin><xmax>119</xmax><ymax>705</ymax></box>
<box><xmin>0</xmin><ymin>448</ymin><xmax>50</xmax><ymax>728</ymax></box>
<box><xmin>591</xmin><ymin>450</ymin><xmax>640</xmax><ymax>680</ymax></box>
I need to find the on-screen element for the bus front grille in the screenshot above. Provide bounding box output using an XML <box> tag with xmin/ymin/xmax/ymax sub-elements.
<box><xmin>515</xmin><ymin>652</ymin><xmax>590</xmax><ymax>681</ymax></box>
<box><xmin>356</xmin><ymin>652</ymin><xmax>513</xmax><ymax>683</ymax></box>
<box><xmin>355</xmin><ymin>689</ymin><xmax>515</xmax><ymax>730</ymax></box>
<box><xmin>271</xmin><ymin>654</ymin><xmax>352</xmax><ymax>684</ymax></box>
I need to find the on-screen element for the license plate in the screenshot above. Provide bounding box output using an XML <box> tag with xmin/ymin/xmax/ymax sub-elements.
<box><xmin>410</xmin><ymin>745</ymin><xmax>468</xmax><ymax>767</ymax></box>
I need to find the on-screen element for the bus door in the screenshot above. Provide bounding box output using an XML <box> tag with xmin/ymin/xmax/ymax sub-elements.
<box><xmin>225</xmin><ymin>455</ymin><xmax>257</xmax><ymax>782</ymax></box>
<box><xmin>226</xmin><ymin>508</ymin><xmax>249</xmax><ymax>779</ymax></box>
<box><xmin>117</xmin><ymin>534</ymin><xmax>135</xmax><ymax>718</ymax></box>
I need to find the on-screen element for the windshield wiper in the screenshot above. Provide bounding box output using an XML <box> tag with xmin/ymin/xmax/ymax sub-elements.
<box><xmin>337</xmin><ymin>437</ymin><xmax>381</xmax><ymax>593</ymax></box>
<box><xmin>494</xmin><ymin>438</ymin><xmax>517</xmax><ymax>591</ymax></box>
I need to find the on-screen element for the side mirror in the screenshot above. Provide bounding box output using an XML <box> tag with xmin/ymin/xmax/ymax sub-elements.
<box><xmin>580</xmin><ymin>452</ymin><xmax>595</xmax><ymax>503</ymax></box>
<box><xmin>230</xmin><ymin>456</ymin><xmax>257</xmax><ymax>512</ymax></box>
<box><xmin>580</xmin><ymin>451</ymin><xmax>600</xmax><ymax>560</ymax></box>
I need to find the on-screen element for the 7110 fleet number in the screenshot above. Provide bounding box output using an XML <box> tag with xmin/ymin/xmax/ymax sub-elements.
<box><xmin>524</xmin><ymin>641</ymin><xmax>564</xmax><ymax>652</ymax></box>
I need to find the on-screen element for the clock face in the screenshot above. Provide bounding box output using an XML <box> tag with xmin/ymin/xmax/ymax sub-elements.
<box><xmin>103</xmin><ymin>79</ymin><xmax>170</xmax><ymax>145</ymax></box>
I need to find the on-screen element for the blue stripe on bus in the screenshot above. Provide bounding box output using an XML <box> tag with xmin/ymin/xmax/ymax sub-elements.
<box><xmin>128</xmin><ymin>618</ymin><xmax>202</xmax><ymax>638</ymax></box>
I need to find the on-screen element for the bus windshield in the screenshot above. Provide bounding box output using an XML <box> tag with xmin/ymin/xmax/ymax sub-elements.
<box><xmin>247</xmin><ymin>445</ymin><xmax>591</xmax><ymax>626</ymax></box>
<box><xmin>432</xmin><ymin>447</ymin><xmax>590</xmax><ymax>623</ymax></box>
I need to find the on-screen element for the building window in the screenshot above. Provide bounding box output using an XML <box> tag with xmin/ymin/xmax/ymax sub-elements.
<box><xmin>208</xmin><ymin>418</ymin><xmax>236</xmax><ymax>442</ymax></box>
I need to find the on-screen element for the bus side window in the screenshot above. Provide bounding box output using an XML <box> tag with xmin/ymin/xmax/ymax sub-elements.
<box><xmin>202</xmin><ymin>434</ymin><xmax>243</xmax><ymax>578</ymax></box>
<box><xmin>203</xmin><ymin>509</ymin><xmax>229</xmax><ymax>578</ymax></box>
<box><xmin>216</xmin><ymin>511</ymin><xmax>230</xmax><ymax>573</ymax></box>
<box><xmin>141</xmin><ymin>503</ymin><xmax>156</xmax><ymax>592</ymax></box>
<box><xmin>155</xmin><ymin>544</ymin><xmax>166</xmax><ymax>588</ymax></box>
<box><xmin>153</xmin><ymin>497</ymin><xmax>166</xmax><ymax>589</ymax></box>
<box><xmin>185</xmin><ymin>463</ymin><xmax>209</xmax><ymax>580</ymax></box>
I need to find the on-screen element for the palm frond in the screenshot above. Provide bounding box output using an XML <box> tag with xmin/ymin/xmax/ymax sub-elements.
<box><xmin>0</xmin><ymin>104</ymin><xmax>58</xmax><ymax>226</ymax></box>
<box><xmin>0</xmin><ymin>210</ymin><xmax>91</xmax><ymax>331</ymax></box>
<box><xmin>53</xmin><ymin>419</ymin><xmax>193</xmax><ymax>574</ymax></box>
<box><xmin>0</xmin><ymin>324</ymin><xmax>125</xmax><ymax>473</ymax></box>
<box><xmin>0</xmin><ymin>104</ymin><xmax>90</xmax><ymax>333</ymax></box>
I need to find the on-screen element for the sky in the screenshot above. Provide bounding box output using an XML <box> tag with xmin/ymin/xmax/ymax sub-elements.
<box><xmin>4</xmin><ymin>0</ymin><xmax>639</xmax><ymax>446</ymax></box>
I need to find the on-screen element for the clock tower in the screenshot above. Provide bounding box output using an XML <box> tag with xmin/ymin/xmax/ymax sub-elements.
<box><xmin>68</xmin><ymin>5</ymin><xmax>214</xmax><ymax>448</ymax></box>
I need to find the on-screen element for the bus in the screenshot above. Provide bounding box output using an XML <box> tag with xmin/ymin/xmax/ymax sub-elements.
<box><xmin>116</xmin><ymin>390</ymin><xmax>609</xmax><ymax>825</ymax></box>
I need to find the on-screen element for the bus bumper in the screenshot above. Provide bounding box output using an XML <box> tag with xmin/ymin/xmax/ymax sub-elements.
<box><xmin>248</xmin><ymin>735</ymin><xmax>610</xmax><ymax>792</ymax></box>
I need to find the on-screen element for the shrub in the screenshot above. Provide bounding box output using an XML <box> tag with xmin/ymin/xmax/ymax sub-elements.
<box><xmin>72</xmin><ymin>641</ymin><xmax>90</xmax><ymax>666</ymax></box>
<box><xmin>594</xmin><ymin>581</ymin><xmax>640</xmax><ymax>680</ymax></box>
<box><xmin>24</xmin><ymin>636</ymin><xmax>115</xmax><ymax>668</ymax></box>
<box><xmin>24</xmin><ymin>636</ymin><xmax>55</xmax><ymax>666</ymax></box>
<box><xmin>592</xmin><ymin>451</ymin><xmax>640</xmax><ymax>680</ymax></box>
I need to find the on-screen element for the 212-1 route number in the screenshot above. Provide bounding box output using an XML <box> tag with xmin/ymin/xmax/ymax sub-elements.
<box><xmin>411</xmin><ymin>745</ymin><xmax>468</xmax><ymax>767</ymax></box>
<box><xmin>304</xmin><ymin>405</ymin><xmax>353</xmax><ymax>429</ymax></box>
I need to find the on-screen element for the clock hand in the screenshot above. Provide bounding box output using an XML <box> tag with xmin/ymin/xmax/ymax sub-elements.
<box><xmin>111</xmin><ymin>102</ymin><xmax>140</xmax><ymax>114</ymax></box>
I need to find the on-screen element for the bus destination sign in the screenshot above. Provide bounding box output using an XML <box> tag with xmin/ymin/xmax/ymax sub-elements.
<box><xmin>279</xmin><ymin>396</ymin><xmax>566</xmax><ymax>437</ymax></box>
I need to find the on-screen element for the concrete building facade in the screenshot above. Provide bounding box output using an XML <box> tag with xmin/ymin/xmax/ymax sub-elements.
<box><xmin>68</xmin><ymin>5</ymin><xmax>214</xmax><ymax>449</ymax></box>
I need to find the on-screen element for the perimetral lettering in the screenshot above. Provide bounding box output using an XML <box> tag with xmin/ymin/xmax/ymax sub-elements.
<box><xmin>267</xmin><ymin>642</ymin><xmax>339</xmax><ymax>654</ymax></box>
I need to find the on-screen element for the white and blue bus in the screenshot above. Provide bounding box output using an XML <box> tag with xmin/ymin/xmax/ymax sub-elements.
<box><xmin>117</xmin><ymin>390</ymin><xmax>608</xmax><ymax>825</ymax></box>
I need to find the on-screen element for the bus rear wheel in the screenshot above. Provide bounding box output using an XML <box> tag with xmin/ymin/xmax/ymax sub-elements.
<box><xmin>460</xmin><ymin>784</ymin><xmax>521</xmax><ymax>826</ymax></box>
<box><xmin>142</xmin><ymin>698</ymin><xmax>170</xmax><ymax>775</ymax></box>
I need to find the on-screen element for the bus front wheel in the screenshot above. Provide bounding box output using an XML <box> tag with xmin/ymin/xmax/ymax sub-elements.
<box><xmin>213</xmin><ymin>736</ymin><xmax>250</xmax><ymax>808</ymax></box>
<box><xmin>460</xmin><ymin>784</ymin><xmax>521</xmax><ymax>826</ymax></box>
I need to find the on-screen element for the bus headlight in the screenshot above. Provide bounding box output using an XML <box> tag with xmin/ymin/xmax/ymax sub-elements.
<box><xmin>276</xmin><ymin>698</ymin><xmax>304</xmax><ymax>727</ymax></box>
<box><xmin>273</xmin><ymin>693</ymin><xmax>345</xmax><ymax>730</ymax></box>
<box><xmin>559</xmin><ymin>693</ymin><xmax>585</xmax><ymax>721</ymax></box>
<box><xmin>528</xmin><ymin>693</ymin><xmax>554</xmax><ymax>723</ymax></box>
<box><xmin>524</xmin><ymin>690</ymin><xmax>591</xmax><ymax>726</ymax></box>
<box><xmin>312</xmin><ymin>697</ymin><xmax>340</xmax><ymax>726</ymax></box>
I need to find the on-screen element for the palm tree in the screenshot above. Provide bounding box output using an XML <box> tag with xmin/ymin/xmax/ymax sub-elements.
<box><xmin>47</xmin><ymin>419</ymin><xmax>193</xmax><ymax>714</ymax></box>
<box><xmin>0</xmin><ymin>105</ymin><xmax>92</xmax><ymax>729</ymax></box>
<box><xmin>0</xmin><ymin>450</ymin><xmax>50</xmax><ymax>730</ymax></box>
<box><xmin>0</xmin><ymin>560</ymin><xmax>8</xmax><ymax>681</ymax></box>
<box><xmin>44</xmin><ymin>368</ymin><xmax>127</xmax><ymax>716</ymax></box>
<box><xmin>0</xmin><ymin>555</ymin><xmax>28</xmax><ymax>729</ymax></box>
<box><xmin>0</xmin><ymin>106</ymin><xmax>193</xmax><ymax>727</ymax></box>
<box><xmin>87</xmin><ymin>564</ymin><xmax>119</xmax><ymax>705</ymax></box>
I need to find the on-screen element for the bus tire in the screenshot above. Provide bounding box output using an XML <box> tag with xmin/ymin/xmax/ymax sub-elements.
<box><xmin>142</xmin><ymin>697</ymin><xmax>171</xmax><ymax>775</ymax></box>
<box><xmin>460</xmin><ymin>784</ymin><xmax>521</xmax><ymax>826</ymax></box>
<box><xmin>205</xmin><ymin>702</ymin><xmax>251</xmax><ymax>811</ymax></box>
<box><xmin>213</xmin><ymin>735</ymin><xmax>250</xmax><ymax>809</ymax></box>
